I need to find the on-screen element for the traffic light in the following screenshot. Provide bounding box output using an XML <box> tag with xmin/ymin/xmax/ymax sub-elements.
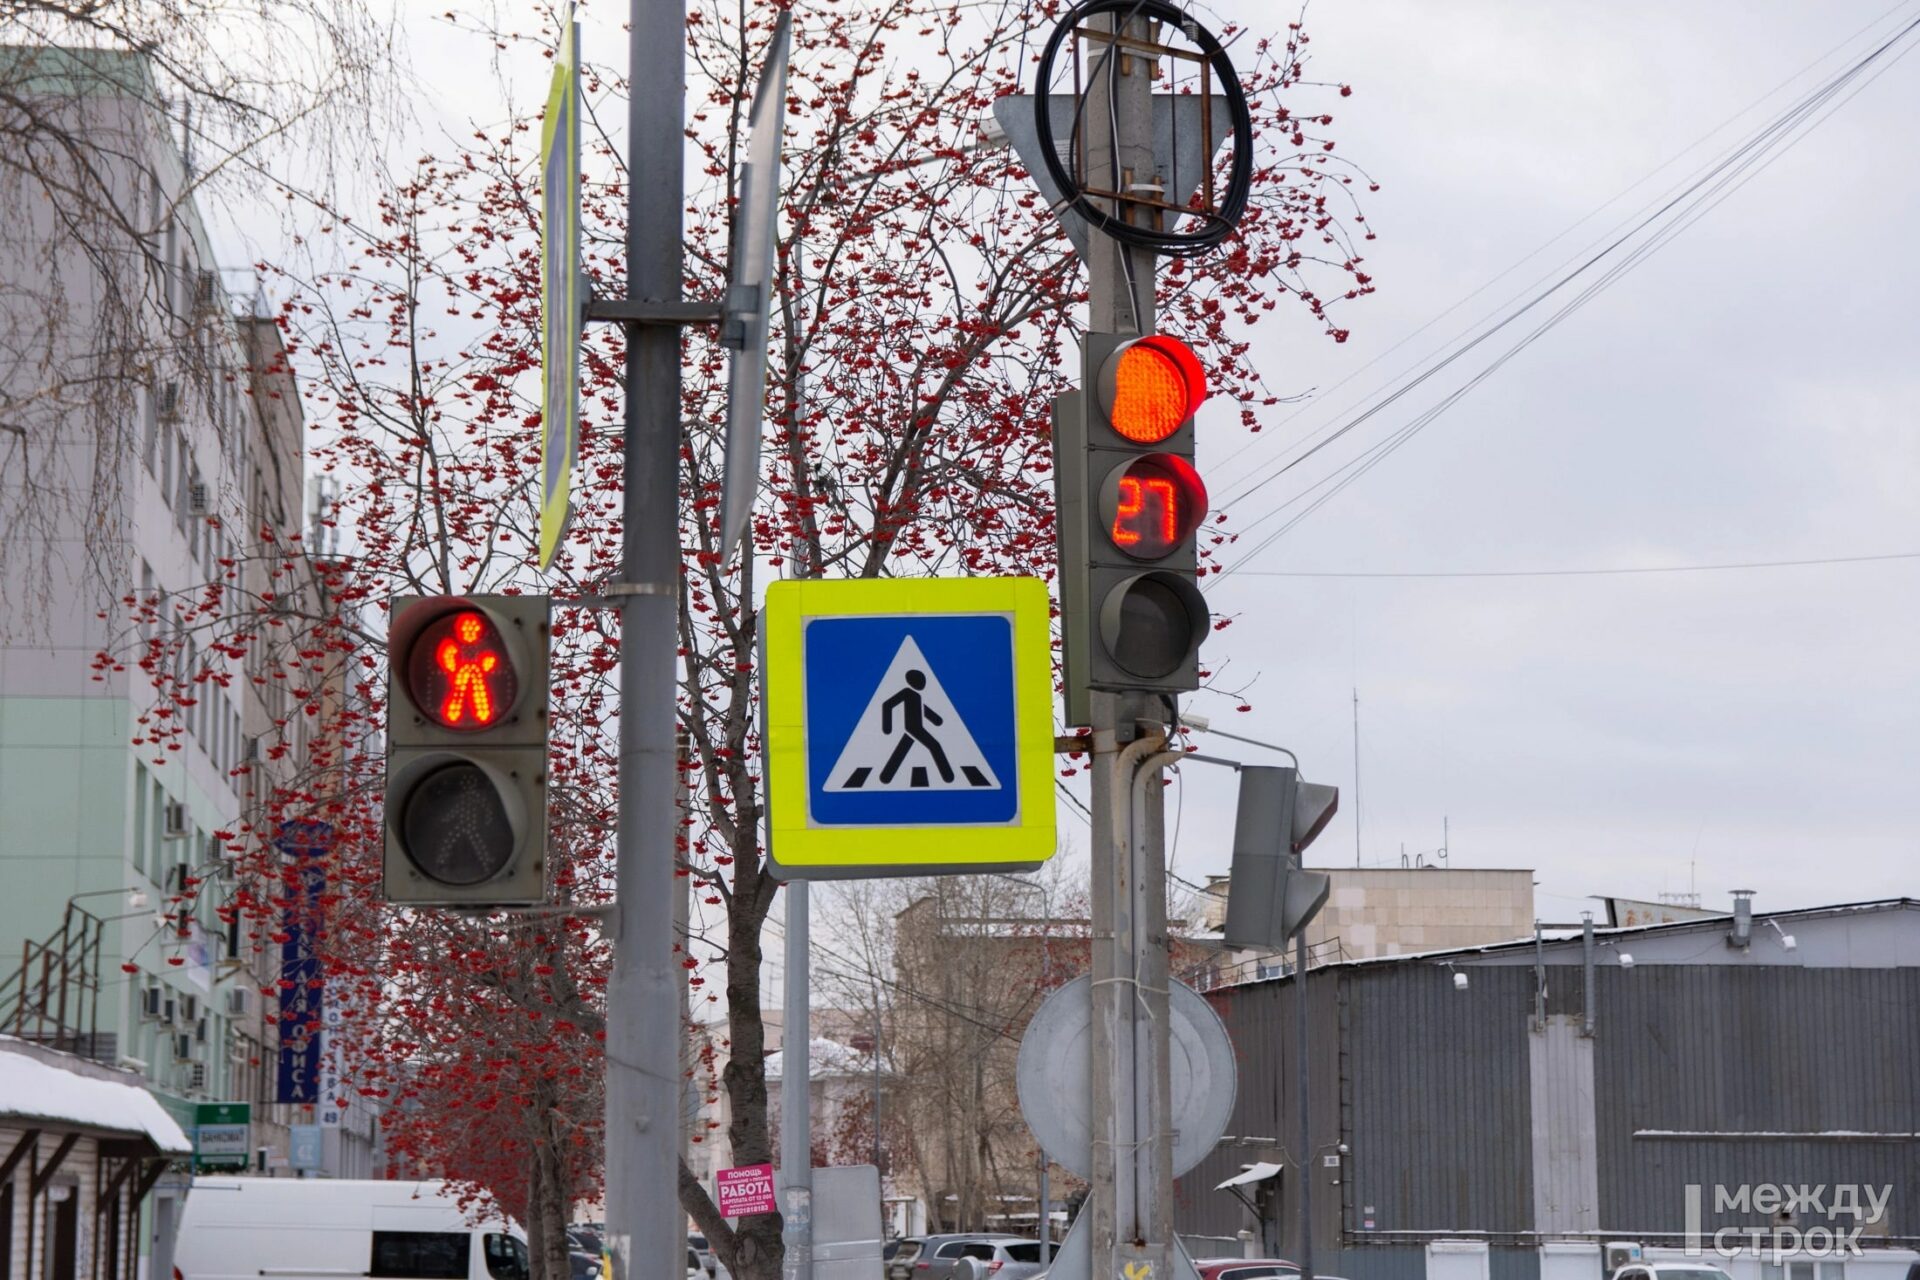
<box><xmin>1055</xmin><ymin>331</ymin><xmax>1212</xmax><ymax>725</ymax></box>
<box><xmin>1221</xmin><ymin>765</ymin><xmax>1339</xmax><ymax>949</ymax></box>
<box><xmin>384</xmin><ymin>594</ymin><xmax>551</xmax><ymax>907</ymax></box>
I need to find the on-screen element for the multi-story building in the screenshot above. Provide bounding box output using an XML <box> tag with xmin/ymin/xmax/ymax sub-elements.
<box><xmin>0</xmin><ymin>42</ymin><xmax>376</xmax><ymax>1245</ymax></box>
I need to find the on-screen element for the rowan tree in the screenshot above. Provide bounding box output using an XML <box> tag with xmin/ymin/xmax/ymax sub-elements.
<box><xmin>96</xmin><ymin>1</ymin><xmax>1374</xmax><ymax>1277</ymax></box>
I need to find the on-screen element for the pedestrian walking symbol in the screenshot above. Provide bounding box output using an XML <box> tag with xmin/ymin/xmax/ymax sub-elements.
<box><xmin>826</xmin><ymin>637</ymin><xmax>1000</xmax><ymax>793</ymax></box>
<box><xmin>761</xmin><ymin>577</ymin><xmax>1056</xmax><ymax>877</ymax></box>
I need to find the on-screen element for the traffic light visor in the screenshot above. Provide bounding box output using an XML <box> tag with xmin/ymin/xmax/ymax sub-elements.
<box><xmin>406</xmin><ymin>608</ymin><xmax>520</xmax><ymax>730</ymax></box>
<box><xmin>1102</xmin><ymin>336</ymin><xmax>1207</xmax><ymax>444</ymax></box>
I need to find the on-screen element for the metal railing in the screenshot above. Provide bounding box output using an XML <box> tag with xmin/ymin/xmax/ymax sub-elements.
<box><xmin>0</xmin><ymin>902</ymin><xmax>107</xmax><ymax>1058</ymax></box>
<box><xmin>1181</xmin><ymin>935</ymin><xmax>1349</xmax><ymax>993</ymax></box>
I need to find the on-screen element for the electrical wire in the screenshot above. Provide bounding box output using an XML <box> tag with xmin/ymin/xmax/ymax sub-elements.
<box><xmin>1211</xmin><ymin>12</ymin><xmax>1920</xmax><ymax>577</ymax></box>
<box><xmin>1226</xmin><ymin>551</ymin><xmax>1920</xmax><ymax>580</ymax></box>
<box><xmin>1034</xmin><ymin>0</ymin><xmax>1255</xmax><ymax>258</ymax></box>
<box><xmin>1207</xmin><ymin>0</ymin><xmax>1920</xmax><ymax>484</ymax></box>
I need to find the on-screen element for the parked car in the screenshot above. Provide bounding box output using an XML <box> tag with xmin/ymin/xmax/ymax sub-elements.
<box><xmin>567</xmin><ymin>1249</ymin><xmax>600</xmax><ymax>1280</ymax></box>
<box><xmin>886</xmin><ymin>1236</ymin><xmax>927</xmax><ymax>1280</ymax></box>
<box><xmin>569</xmin><ymin>1224</ymin><xmax>604</xmax><ymax>1256</ymax></box>
<box><xmin>1190</xmin><ymin>1263</ymin><xmax>1302</xmax><ymax>1280</ymax></box>
<box><xmin>914</xmin><ymin>1236</ymin><xmax>1046</xmax><ymax>1280</ymax></box>
<box><xmin>689</xmin><ymin>1231</ymin><xmax>717</xmax><ymax>1276</ymax></box>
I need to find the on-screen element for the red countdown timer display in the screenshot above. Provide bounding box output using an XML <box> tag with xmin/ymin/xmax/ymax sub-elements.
<box><xmin>1102</xmin><ymin>453</ymin><xmax>1208</xmax><ymax>560</ymax></box>
<box><xmin>406</xmin><ymin>609</ymin><xmax>520</xmax><ymax>730</ymax></box>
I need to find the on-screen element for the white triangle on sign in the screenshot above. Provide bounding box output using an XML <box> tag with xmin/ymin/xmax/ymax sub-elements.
<box><xmin>823</xmin><ymin>636</ymin><xmax>1001</xmax><ymax>794</ymax></box>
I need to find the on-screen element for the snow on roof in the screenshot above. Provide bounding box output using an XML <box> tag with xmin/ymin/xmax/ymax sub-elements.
<box><xmin>764</xmin><ymin>1037</ymin><xmax>879</xmax><ymax>1082</ymax></box>
<box><xmin>1215</xmin><ymin>897</ymin><xmax>1920</xmax><ymax>988</ymax></box>
<box><xmin>0</xmin><ymin>1037</ymin><xmax>191</xmax><ymax>1152</ymax></box>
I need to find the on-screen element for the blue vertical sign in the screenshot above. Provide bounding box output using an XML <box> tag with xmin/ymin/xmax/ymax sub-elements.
<box><xmin>275</xmin><ymin>821</ymin><xmax>330</xmax><ymax>1105</ymax></box>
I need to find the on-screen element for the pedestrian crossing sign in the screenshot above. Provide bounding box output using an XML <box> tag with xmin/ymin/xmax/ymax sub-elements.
<box><xmin>761</xmin><ymin>577</ymin><xmax>1057</xmax><ymax>878</ymax></box>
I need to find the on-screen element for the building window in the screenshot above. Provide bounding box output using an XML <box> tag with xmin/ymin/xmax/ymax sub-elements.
<box><xmin>133</xmin><ymin>764</ymin><xmax>149</xmax><ymax>879</ymax></box>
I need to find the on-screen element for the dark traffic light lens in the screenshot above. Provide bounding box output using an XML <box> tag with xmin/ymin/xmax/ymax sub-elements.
<box><xmin>1101</xmin><ymin>573</ymin><xmax>1207</xmax><ymax>679</ymax></box>
<box><xmin>1104</xmin><ymin>454</ymin><xmax>1208</xmax><ymax>560</ymax></box>
<box><xmin>406</xmin><ymin>609</ymin><xmax>519</xmax><ymax>730</ymax></box>
<box><xmin>400</xmin><ymin>763</ymin><xmax>516</xmax><ymax>885</ymax></box>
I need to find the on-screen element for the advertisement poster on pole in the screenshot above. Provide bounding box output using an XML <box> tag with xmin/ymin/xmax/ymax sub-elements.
<box><xmin>716</xmin><ymin>1162</ymin><xmax>779</xmax><ymax>1218</ymax></box>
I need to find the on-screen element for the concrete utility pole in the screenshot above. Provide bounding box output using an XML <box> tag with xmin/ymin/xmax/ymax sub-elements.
<box><xmin>604</xmin><ymin>0</ymin><xmax>688</xmax><ymax>1275</ymax></box>
<box><xmin>1083</xmin><ymin>17</ymin><xmax>1178</xmax><ymax>1279</ymax></box>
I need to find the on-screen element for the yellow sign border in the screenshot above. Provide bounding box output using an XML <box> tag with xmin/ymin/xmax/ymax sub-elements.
<box><xmin>537</xmin><ymin>16</ymin><xmax>581</xmax><ymax>570</ymax></box>
<box><xmin>763</xmin><ymin>577</ymin><xmax>1056</xmax><ymax>875</ymax></box>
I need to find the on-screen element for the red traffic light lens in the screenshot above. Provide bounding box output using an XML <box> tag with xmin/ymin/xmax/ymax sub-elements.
<box><xmin>1103</xmin><ymin>336</ymin><xmax>1207</xmax><ymax>444</ymax></box>
<box><xmin>1103</xmin><ymin>454</ymin><xmax>1208</xmax><ymax>560</ymax></box>
<box><xmin>406</xmin><ymin>609</ymin><xmax>519</xmax><ymax>730</ymax></box>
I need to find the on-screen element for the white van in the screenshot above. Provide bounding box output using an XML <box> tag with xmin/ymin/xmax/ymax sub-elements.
<box><xmin>175</xmin><ymin>1178</ymin><xmax>530</xmax><ymax>1280</ymax></box>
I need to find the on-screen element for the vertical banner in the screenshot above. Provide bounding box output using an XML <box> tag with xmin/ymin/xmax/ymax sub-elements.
<box><xmin>537</xmin><ymin>9</ymin><xmax>582</xmax><ymax>570</ymax></box>
<box><xmin>274</xmin><ymin>821</ymin><xmax>330</xmax><ymax>1105</ymax></box>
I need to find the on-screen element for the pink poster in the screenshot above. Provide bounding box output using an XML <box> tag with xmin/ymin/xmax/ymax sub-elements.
<box><xmin>715</xmin><ymin>1162</ymin><xmax>779</xmax><ymax>1218</ymax></box>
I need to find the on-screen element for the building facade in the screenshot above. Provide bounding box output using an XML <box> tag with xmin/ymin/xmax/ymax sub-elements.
<box><xmin>0</xmin><ymin>40</ymin><xmax>376</xmax><ymax>1208</ymax></box>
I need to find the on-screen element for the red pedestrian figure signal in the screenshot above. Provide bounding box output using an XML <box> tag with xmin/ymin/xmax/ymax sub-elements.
<box><xmin>407</xmin><ymin>608</ymin><xmax>520</xmax><ymax>732</ymax></box>
<box><xmin>438</xmin><ymin>613</ymin><xmax>501</xmax><ymax>725</ymax></box>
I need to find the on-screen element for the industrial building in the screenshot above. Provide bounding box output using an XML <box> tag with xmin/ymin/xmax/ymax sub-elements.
<box><xmin>1176</xmin><ymin>896</ymin><xmax>1920</xmax><ymax>1280</ymax></box>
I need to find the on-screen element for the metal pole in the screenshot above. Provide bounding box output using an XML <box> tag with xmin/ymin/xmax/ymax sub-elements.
<box><xmin>1351</xmin><ymin>689</ymin><xmax>1361</xmax><ymax>868</ymax></box>
<box><xmin>1295</xmin><ymin>930</ymin><xmax>1313</xmax><ymax>1280</ymax></box>
<box><xmin>871</xmin><ymin>978</ymin><xmax>883</xmax><ymax>1171</ymax></box>
<box><xmin>1582</xmin><ymin>912</ymin><xmax>1596</xmax><ymax>1038</ymax></box>
<box><xmin>1084</xmin><ymin>15</ymin><xmax>1166</xmax><ymax>1280</ymax></box>
<box><xmin>604</xmin><ymin>0</ymin><xmax>686</xmax><ymax>1276</ymax></box>
<box><xmin>780</xmin><ymin>881</ymin><xmax>813</xmax><ymax>1280</ymax></box>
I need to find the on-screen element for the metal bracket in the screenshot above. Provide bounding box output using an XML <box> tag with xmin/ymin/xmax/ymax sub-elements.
<box><xmin>719</xmin><ymin>284</ymin><xmax>760</xmax><ymax>351</ymax></box>
<box><xmin>570</xmin><ymin>582</ymin><xmax>677</xmax><ymax>609</ymax></box>
<box><xmin>583</xmin><ymin>298</ymin><xmax>723</xmax><ymax>327</ymax></box>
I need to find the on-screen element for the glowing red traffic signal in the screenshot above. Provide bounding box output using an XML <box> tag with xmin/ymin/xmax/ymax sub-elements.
<box><xmin>384</xmin><ymin>594</ymin><xmax>551</xmax><ymax>907</ymax></box>
<box><xmin>407</xmin><ymin>609</ymin><xmax>520</xmax><ymax>730</ymax></box>
<box><xmin>1104</xmin><ymin>454</ymin><xmax>1208</xmax><ymax>560</ymax></box>
<box><xmin>1097</xmin><ymin>335</ymin><xmax>1208</xmax><ymax>444</ymax></box>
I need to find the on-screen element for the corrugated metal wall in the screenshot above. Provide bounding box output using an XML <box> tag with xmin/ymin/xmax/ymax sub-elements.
<box><xmin>1173</xmin><ymin>950</ymin><xmax>1920</xmax><ymax>1260</ymax></box>
<box><xmin>1343</xmin><ymin>965</ymin><xmax>1537</xmax><ymax>1237</ymax></box>
<box><xmin>1173</xmin><ymin>968</ymin><xmax>1343</xmax><ymax>1246</ymax></box>
<box><xmin>1593</xmin><ymin>964</ymin><xmax>1920</xmax><ymax>1239</ymax></box>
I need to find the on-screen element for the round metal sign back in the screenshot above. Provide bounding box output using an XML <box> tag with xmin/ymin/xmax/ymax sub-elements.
<box><xmin>1015</xmin><ymin>975</ymin><xmax>1236</xmax><ymax>1179</ymax></box>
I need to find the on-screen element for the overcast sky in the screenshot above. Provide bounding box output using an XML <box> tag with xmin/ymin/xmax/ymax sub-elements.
<box><xmin>215</xmin><ymin>1</ymin><xmax>1920</xmax><ymax>933</ymax></box>
<box><xmin>1164</xmin><ymin>0</ymin><xmax>1920</xmax><ymax>916</ymax></box>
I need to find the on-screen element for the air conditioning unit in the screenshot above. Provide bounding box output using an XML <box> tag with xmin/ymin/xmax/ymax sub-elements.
<box><xmin>188</xmin><ymin>481</ymin><xmax>210</xmax><ymax>516</ymax></box>
<box><xmin>173</xmin><ymin>1032</ymin><xmax>193</xmax><ymax>1059</ymax></box>
<box><xmin>188</xmin><ymin>1061</ymin><xmax>207</xmax><ymax>1091</ymax></box>
<box><xmin>141</xmin><ymin>986</ymin><xmax>164</xmax><ymax>1019</ymax></box>
<box><xmin>163</xmin><ymin>801</ymin><xmax>188</xmax><ymax>838</ymax></box>
<box><xmin>226</xmin><ymin>987</ymin><xmax>251</xmax><ymax>1018</ymax></box>
<box><xmin>1605</xmin><ymin>1243</ymin><xmax>1643</xmax><ymax>1276</ymax></box>
<box><xmin>158</xmin><ymin>381</ymin><xmax>181</xmax><ymax>421</ymax></box>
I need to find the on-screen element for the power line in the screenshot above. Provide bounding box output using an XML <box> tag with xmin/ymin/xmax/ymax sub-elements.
<box><xmin>1209</xmin><ymin>11</ymin><xmax>1920</xmax><ymax>575</ymax></box>
<box><xmin>1227</xmin><ymin>550</ymin><xmax>1920</xmax><ymax>580</ymax></box>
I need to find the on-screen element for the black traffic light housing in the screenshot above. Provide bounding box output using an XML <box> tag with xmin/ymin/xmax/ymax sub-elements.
<box><xmin>1055</xmin><ymin>331</ymin><xmax>1212</xmax><ymax>726</ymax></box>
<box><xmin>384</xmin><ymin>594</ymin><xmax>551</xmax><ymax>907</ymax></box>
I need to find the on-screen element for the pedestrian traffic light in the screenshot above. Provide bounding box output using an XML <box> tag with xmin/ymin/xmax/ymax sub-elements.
<box><xmin>1221</xmin><ymin>765</ymin><xmax>1338</xmax><ymax>949</ymax></box>
<box><xmin>1055</xmin><ymin>331</ymin><xmax>1212</xmax><ymax>725</ymax></box>
<box><xmin>383</xmin><ymin>594</ymin><xmax>551</xmax><ymax>906</ymax></box>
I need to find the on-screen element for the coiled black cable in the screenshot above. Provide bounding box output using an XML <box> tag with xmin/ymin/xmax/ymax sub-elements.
<box><xmin>1032</xmin><ymin>0</ymin><xmax>1254</xmax><ymax>257</ymax></box>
